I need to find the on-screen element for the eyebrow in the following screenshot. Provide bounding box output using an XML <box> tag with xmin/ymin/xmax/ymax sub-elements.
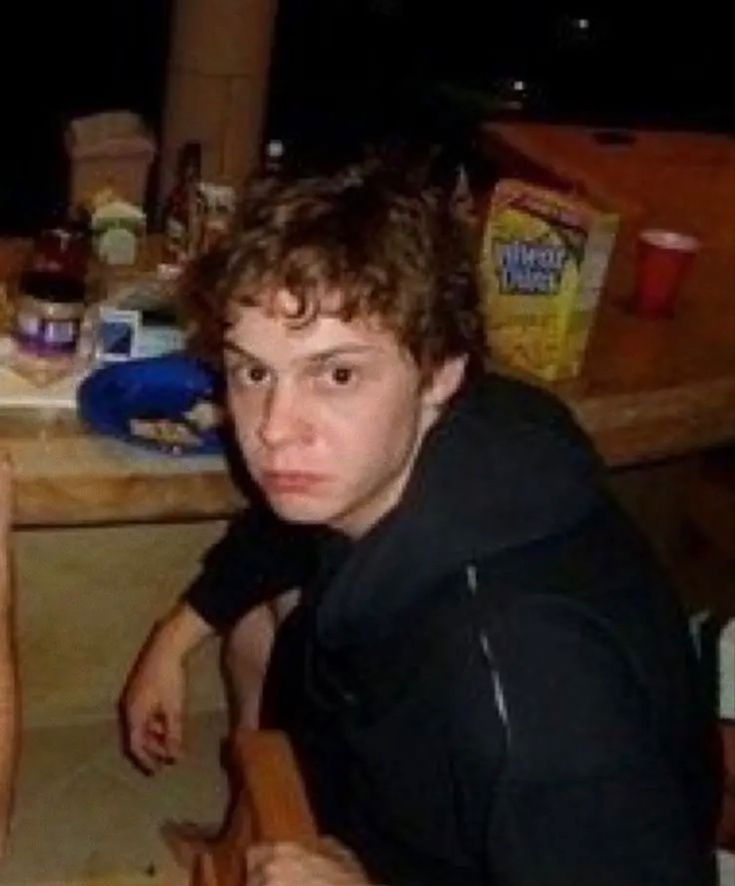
<box><xmin>222</xmin><ymin>341</ymin><xmax>382</xmax><ymax>368</ymax></box>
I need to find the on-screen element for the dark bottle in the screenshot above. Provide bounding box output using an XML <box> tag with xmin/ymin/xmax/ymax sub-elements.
<box><xmin>162</xmin><ymin>141</ymin><xmax>202</xmax><ymax>264</ymax></box>
<box><xmin>30</xmin><ymin>203</ymin><xmax>92</xmax><ymax>284</ymax></box>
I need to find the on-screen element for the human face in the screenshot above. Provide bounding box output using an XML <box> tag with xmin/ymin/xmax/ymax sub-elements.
<box><xmin>224</xmin><ymin>297</ymin><xmax>463</xmax><ymax>537</ymax></box>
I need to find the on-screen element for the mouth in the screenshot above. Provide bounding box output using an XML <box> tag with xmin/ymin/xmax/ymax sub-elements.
<box><xmin>261</xmin><ymin>471</ymin><xmax>328</xmax><ymax>494</ymax></box>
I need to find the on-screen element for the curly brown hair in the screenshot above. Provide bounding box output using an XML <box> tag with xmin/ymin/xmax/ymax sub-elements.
<box><xmin>183</xmin><ymin>154</ymin><xmax>487</xmax><ymax>380</ymax></box>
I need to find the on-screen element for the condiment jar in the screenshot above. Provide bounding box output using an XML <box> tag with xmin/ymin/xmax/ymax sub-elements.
<box><xmin>14</xmin><ymin>271</ymin><xmax>86</xmax><ymax>358</ymax></box>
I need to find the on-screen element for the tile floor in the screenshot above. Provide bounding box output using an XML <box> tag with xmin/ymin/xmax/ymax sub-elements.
<box><xmin>1</xmin><ymin>712</ymin><xmax>229</xmax><ymax>886</ymax></box>
<box><xmin>2</xmin><ymin>708</ymin><xmax>733</xmax><ymax>885</ymax></box>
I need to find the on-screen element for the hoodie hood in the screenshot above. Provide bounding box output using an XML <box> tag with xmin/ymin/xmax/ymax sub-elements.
<box><xmin>316</xmin><ymin>372</ymin><xmax>608</xmax><ymax>649</ymax></box>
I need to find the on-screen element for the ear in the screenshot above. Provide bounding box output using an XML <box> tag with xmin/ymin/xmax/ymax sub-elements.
<box><xmin>421</xmin><ymin>355</ymin><xmax>467</xmax><ymax>412</ymax></box>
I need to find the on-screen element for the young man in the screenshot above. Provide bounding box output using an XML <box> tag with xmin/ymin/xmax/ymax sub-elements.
<box><xmin>124</xmin><ymin>158</ymin><xmax>718</xmax><ymax>884</ymax></box>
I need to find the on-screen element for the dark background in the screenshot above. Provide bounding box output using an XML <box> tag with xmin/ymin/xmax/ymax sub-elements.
<box><xmin>0</xmin><ymin>1</ymin><xmax>730</xmax><ymax>233</ymax></box>
<box><xmin>0</xmin><ymin>1</ymin><xmax>172</xmax><ymax>233</ymax></box>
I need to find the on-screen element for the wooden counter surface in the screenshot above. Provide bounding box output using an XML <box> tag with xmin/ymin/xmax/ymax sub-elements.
<box><xmin>4</xmin><ymin>126</ymin><xmax>734</xmax><ymax>526</ymax></box>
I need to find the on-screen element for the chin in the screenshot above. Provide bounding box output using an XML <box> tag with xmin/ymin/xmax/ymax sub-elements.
<box><xmin>265</xmin><ymin>496</ymin><xmax>334</xmax><ymax>525</ymax></box>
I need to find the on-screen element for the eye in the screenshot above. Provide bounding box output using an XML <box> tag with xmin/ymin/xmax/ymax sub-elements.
<box><xmin>230</xmin><ymin>362</ymin><xmax>271</xmax><ymax>387</ymax></box>
<box><xmin>327</xmin><ymin>364</ymin><xmax>357</xmax><ymax>386</ymax></box>
<box><xmin>246</xmin><ymin>364</ymin><xmax>270</xmax><ymax>384</ymax></box>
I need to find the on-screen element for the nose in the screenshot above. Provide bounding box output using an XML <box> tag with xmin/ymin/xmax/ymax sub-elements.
<box><xmin>257</xmin><ymin>382</ymin><xmax>310</xmax><ymax>449</ymax></box>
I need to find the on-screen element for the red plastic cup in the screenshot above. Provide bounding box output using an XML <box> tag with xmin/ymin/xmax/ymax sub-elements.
<box><xmin>633</xmin><ymin>229</ymin><xmax>700</xmax><ymax>318</ymax></box>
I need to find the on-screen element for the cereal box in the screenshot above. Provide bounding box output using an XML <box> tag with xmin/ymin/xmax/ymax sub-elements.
<box><xmin>478</xmin><ymin>179</ymin><xmax>618</xmax><ymax>381</ymax></box>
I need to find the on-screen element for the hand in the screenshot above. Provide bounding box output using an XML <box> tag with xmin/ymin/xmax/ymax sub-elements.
<box><xmin>120</xmin><ymin>631</ymin><xmax>186</xmax><ymax>773</ymax></box>
<box><xmin>246</xmin><ymin>838</ymin><xmax>372</xmax><ymax>886</ymax></box>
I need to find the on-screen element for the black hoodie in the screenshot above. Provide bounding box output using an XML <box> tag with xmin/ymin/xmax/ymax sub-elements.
<box><xmin>190</xmin><ymin>373</ymin><xmax>718</xmax><ymax>885</ymax></box>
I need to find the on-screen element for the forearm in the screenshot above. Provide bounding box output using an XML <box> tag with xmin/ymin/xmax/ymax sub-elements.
<box><xmin>150</xmin><ymin>600</ymin><xmax>216</xmax><ymax>661</ymax></box>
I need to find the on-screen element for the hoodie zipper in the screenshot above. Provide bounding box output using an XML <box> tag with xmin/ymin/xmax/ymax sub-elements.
<box><xmin>466</xmin><ymin>563</ymin><xmax>512</xmax><ymax>756</ymax></box>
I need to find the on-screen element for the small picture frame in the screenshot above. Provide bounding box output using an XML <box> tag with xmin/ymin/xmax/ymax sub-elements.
<box><xmin>96</xmin><ymin>307</ymin><xmax>141</xmax><ymax>362</ymax></box>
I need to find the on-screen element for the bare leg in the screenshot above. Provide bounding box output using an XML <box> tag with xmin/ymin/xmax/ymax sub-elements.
<box><xmin>223</xmin><ymin>589</ymin><xmax>301</xmax><ymax>730</ymax></box>
<box><xmin>0</xmin><ymin>457</ymin><xmax>18</xmax><ymax>859</ymax></box>
<box><xmin>163</xmin><ymin>589</ymin><xmax>301</xmax><ymax>868</ymax></box>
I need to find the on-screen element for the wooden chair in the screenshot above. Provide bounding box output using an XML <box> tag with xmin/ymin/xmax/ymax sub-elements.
<box><xmin>188</xmin><ymin>723</ymin><xmax>735</xmax><ymax>882</ymax></box>
<box><xmin>190</xmin><ymin>730</ymin><xmax>318</xmax><ymax>886</ymax></box>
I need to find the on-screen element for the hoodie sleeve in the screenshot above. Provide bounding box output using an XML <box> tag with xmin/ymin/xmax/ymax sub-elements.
<box><xmin>183</xmin><ymin>507</ymin><xmax>320</xmax><ymax>632</ymax></box>
<box><xmin>467</xmin><ymin>595</ymin><xmax>714</xmax><ymax>886</ymax></box>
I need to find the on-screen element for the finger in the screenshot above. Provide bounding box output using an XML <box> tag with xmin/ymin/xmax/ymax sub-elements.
<box><xmin>162</xmin><ymin>708</ymin><xmax>183</xmax><ymax>759</ymax></box>
<box><xmin>131</xmin><ymin>737</ymin><xmax>160</xmax><ymax>772</ymax></box>
<box><xmin>318</xmin><ymin>836</ymin><xmax>367</xmax><ymax>877</ymax></box>
<box><xmin>137</xmin><ymin>708</ymin><xmax>176</xmax><ymax>760</ymax></box>
<box><xmin>141</xmin><ymin>720</ymin><xmax>179</xmax><ymax>764</ymax></box>
<box><xmin>143</xmin><ymin>721</ymin><xmax>168</xmax><ymax>754</ymax></box>
<box><xmin>320</xmin><ymin>836</ymin><xmax>349</xmax><ymax>854</ymax></box>
<box><xmin>142</xmin><ymin>733</ymin><xmax>173</xmax><ymax>764</ymax></box>
<box><xmin>270</xmin><ymin>842</ymin><xmax>303</xmax><ymax>858</ymax></box>
<box><xmin>145</xmin><ymin>716</ymin><xmax>169</xmax><ymax>744</ymax></box>
<box><xmin>128</xmin><ymin>721</ymin><xmax>162</xmax><ymax>773</ymax></box>
<box><xmin>130</xmin><ymin>742</ymin><xmax>159</xmax><ymax>774</ymax></box>
<box><xmin>246</xmin><ymin>842</ymin><xmax>277</xmax><ymax>880</ymax></box>
<box><xmin>244</xmin><ymin>865</ymin><xmax>266</xmax><ymax>886</ymax></box>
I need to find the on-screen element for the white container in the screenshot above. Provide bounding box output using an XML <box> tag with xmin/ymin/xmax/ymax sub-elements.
<box><xmin>66</xmin><ymin>111</ymin><xmax>156</xmax><ymax>209</ymax></box>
